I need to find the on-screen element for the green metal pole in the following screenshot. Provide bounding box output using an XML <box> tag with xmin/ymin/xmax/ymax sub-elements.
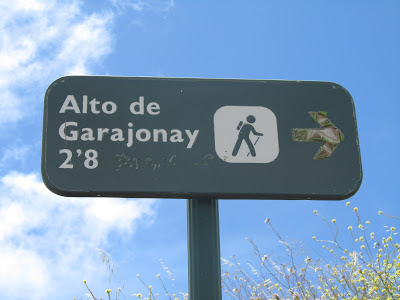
<box><xmin>187</xmin><ymin>198</ymin><xmax>222</xmax><ymax>300</ymax></box>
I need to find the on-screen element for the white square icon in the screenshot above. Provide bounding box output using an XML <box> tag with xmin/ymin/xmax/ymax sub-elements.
<box><xmin>214</xmin><ymin>106</ymin><xmax>279</xmax><ymax>163</ymax></box>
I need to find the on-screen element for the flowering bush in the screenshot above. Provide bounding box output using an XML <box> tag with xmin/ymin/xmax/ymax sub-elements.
<box><xmin>81</xmin><ymin>250</ymin><xmax>188</xmax><ymax>300</ymax></box>
<box><xmin>222</xmin><ymin>203</ymin><xmax>399</xmax><ymax>300</ymax></box>
<box><xmin>81</xmin><ymin>203</ymin><xmax>399</xmax><ymax>300</ymax></box>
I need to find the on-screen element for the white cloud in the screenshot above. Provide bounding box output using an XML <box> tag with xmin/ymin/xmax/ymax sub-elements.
<box><xmin>0</xmin><ymin>2</ymin><xmax>174</xmax><ymax>298</ymax></box>
<box><xmin>0</xmin><ymin>90</ymin><xmax>25</xmax><ymax>124</ymax></box>
<box><xmin>0</xmin><ymin>245</ymin><xmax>49</xmax><ymax>299</ymax></box>
<box><xmin>0</xmin><ymin>0</ymin><xmax>113</xmax><ymax>125</ymax></box>
<box><xmin>0</xmin><ymin>144</ymin><xmax>30</xmax><ymax>167</ymax></box>
<box><xmin>0</xmin><ymin>172</ymin><xmax>157</xmax><ymax>299</ymax></box>
<box><xmin>111</xmin><ymin>0</ymin><xmax>175</xmax><ymax>13</ymax></box>
<box><xmin>0</xmin><ymin>0</ymin><xmax>176</xmax><ymax>126</ymax></box>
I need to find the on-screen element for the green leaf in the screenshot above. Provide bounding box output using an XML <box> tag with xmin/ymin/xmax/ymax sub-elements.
<box><xmin>319</xmin><ymin>111</ymin><xmax>328</xmax><ymax>117</ymax></box>
<box><xmin>311</xmin><ymin>112</ymin><xmax>317</xmax><ymax>123</ymax></box>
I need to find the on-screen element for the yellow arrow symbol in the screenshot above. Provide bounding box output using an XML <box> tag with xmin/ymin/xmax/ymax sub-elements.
<box><xmin>292</xmin><ymin>111</ymin><xmax>344</xmax><ymax>160</ymax></box>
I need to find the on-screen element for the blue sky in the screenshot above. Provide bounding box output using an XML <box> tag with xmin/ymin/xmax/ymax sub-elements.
<box><xmin>0</xmin><ymin>1</ymin><xmax>399</xmax><ymax>299</ymax></box>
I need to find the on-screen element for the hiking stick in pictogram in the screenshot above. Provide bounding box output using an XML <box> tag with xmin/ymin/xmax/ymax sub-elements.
<box><xmin>247</xmin><ymin>136</ymin><xmax>261</xmax><ymax>157</ymax></box>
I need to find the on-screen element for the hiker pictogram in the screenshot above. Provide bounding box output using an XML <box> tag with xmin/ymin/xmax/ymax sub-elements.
<box><xmin>232</xmin><ymin>115</ymin><xmax>263</xmax><ymax>157</ymax></box>
<box><xmin>214</xmin><ymin>106</ymin><xmax>279</xmax><ymax>164</ymax></box>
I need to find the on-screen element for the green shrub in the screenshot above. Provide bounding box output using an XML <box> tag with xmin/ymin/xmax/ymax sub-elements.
<box><xmin>222</xmin><ymin>203</ymin><xmax>399</xmax><ymax>300</ymax></box>
<box><xmin>81</xmin><ymin>202</ymin><xmax>399</xmax><ymax>300</ymax></box>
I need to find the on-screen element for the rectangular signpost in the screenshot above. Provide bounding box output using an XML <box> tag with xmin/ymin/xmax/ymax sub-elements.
<box><xmin>42</xmin><ymin>76</ymin><xmax>362</xmax><ymax>300</ymax></box>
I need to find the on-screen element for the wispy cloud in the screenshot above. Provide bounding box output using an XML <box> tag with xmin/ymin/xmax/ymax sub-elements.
<box><xmin>0</xmin><ymin>172</ymin><xmax>158</xmax><ymax>299</ymax></box>
<box><xmin>0</xmin><ymin>144</ymin><xmax>30</xmax><ymax>167</ymax></box>
<box><xmin>110</xmin><ymin>0</ymin><xmax>175</xmax><ymax>13</ymax></box>
<box><xmin>0</xmin><ymin>2</ymin><xmax>172</xmax><ymax>298</ymax></box>
<box><xmin>0</xmin><ymin>0</ymin><xmax>113</xmax><ymax>125</ymax></box>
<box><xmin>0</xmin><ymin>0</ymin><xmax>176</xmax><ymax>126</ymax></box>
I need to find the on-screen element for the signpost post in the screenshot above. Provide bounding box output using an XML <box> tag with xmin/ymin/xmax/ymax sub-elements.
<box><xmin>42</xmin><ymin>76</ymin><xmax>362</xmax><ymax>300</ymax></box>
<box><xmin>187</xmin><ymin>198</ymin><xmax>221</xmax><ymax>300</ymax></box>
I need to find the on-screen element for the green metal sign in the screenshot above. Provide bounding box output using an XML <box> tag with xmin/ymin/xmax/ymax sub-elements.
<box><xmin>41</xmin><ymin>76</ymin><xmax>362</xmax><ymax>200</ymax></box>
